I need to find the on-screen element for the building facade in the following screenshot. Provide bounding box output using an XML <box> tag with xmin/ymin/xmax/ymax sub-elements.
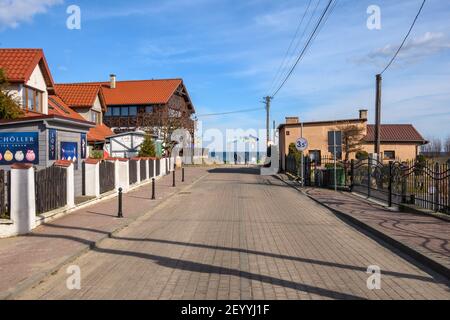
<box><xmin>278</xmin><ymin>110</ymin><xmax>427</xmax><ymax>170</ymax></box>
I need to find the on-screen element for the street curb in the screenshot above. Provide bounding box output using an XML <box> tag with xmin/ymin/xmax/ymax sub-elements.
<box><xmin>1</xmin><ymin>170</ymin><xmax>210</xmax><ymax>300</ymax></box>
<box><xmin>275</xmin><ymin>175</ymin><xmax>450</xmax><ymax>282</ymax></box>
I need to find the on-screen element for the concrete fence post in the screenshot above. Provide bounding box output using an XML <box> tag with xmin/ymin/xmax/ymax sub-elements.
<box><xmin>160</xmin><ymin>158</ymin><xmax>166</xmax><ymax>177</ymax></box>
<box><xmin>54</xmin><ymin>160</ymin><xmax>75</xmax><ymax>209</ymax></box>
<box><xmin>84</xmin><ymin>159</ymin><xmax>100</xmax><ymax>198</ymax></box>
<box><xmin>133</xmin><ymin>159</ymin><xmax>141</xmax><ymax>183</ymax></box>
<box><xmin>143</xmin><ymin>159</ymin><xmax>149</xmax><ymax>180</ymax></box>
<box><xmin>117</xmin><ymin>159</ymin><xmax>130</xmax><ymax>193</ymax></box>
<box><xmin>10</xmin><ymin>164</ymin><xmax>36</xmax><ymax>235</ymax></box>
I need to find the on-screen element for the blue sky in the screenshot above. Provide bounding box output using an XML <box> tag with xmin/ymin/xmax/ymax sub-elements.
<box><xmin>1</xmin><ymin>0</ymin><xmax>449</xmax><ymax>141</ymax></box>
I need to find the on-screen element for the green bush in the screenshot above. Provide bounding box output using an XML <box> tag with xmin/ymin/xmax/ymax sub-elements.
<box><xmin>90</xmin><ymin>150</ymin><xmax>104</xmax><ymax>159</ymax></box>
<box><xmin>356</xmin><ymin>151</ymin><xmax>369</xmax><ymax>160</ymax></box>
<box><xmin>139</xmin><ymin>135</ymin><xmax>156</xmax><ymax>158</ymax></box>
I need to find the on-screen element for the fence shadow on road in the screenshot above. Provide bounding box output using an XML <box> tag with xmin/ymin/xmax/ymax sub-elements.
<box><xmin>25</xmin><ymin>222</ymin><xmax>448</xmax><ymax>287</ymax></box>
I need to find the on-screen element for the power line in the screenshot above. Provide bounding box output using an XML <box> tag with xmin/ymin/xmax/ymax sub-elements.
<box><xmin>271</xmin><ymin>0</ymin><xmax>335</xmax><ymax>98</ymax></box>
<box><xmin>380</xmin><ymin>0</ymin><xmax>426</xmax><ymax>75</ymax></box>
<box><xmin>268</xmin><ymin>0</ymin><xmax>314</xmax><ymax>94</ymax></box>
<box><xmin>196</xmin><ymin>107</ymin><xmax>265</xmax><ymax>118</ymax></box>
<box><xmin>270</xmin><ymin>0</ymin><xmax>321</xmax><ymax>95</ymax></box>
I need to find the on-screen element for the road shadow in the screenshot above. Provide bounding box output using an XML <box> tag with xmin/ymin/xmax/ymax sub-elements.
<box><xmin>208</xmin><ymin>167</ymin><xmax>260</xmax><ymax>175</ymax></box>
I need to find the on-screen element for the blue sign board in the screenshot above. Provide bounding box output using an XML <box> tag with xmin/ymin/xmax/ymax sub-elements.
<box><xmin>0</xmin><ymin>132</ymin><xmax>39</xmax><ymax>165</ymax></box>
<box><xmin>60</xmin><ymin>142</ymin><xmax>78</xmax><ymax>163</ymax></box>
<box><xmin>49</xmin><ymin>129</ymin><xmax>57</xmax><ymax>161</ymax></box>
<box><xmin>80</xmin><ymin>134</ymin><xmax>87</xmax><ymax>159</ymax></box>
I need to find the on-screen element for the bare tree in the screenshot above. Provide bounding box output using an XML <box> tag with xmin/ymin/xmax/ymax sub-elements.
<box><xmin>444</xmin><ymin>136</ymin><xmax>450</xmax><ymax>155</ymax></box>
<box><xmin>337</xmin><ymin>124</ymin><xmax>366</xmax><ymax>162</ymax></box>
<box><xmin>422</xmin><ymin>137</ymin><xmax>443</xmax><ymax>158</ymax></box>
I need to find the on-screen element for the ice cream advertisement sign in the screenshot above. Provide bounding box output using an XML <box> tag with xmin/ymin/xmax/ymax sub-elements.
<box><xmin>0</xmin><ymin>132</ymin><xmax>39</xmax><ymax>165</ymax></box>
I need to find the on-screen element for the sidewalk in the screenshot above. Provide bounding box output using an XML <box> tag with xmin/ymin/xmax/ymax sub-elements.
<box><xmin>0</xmin><ymin>167</ymin><xmax>208</xmax><ymax>300</ymax></box>
<box><xmin>297</xmin><ymin>186</ymin><xmax>450</xmax><ymax>279</ymax></box>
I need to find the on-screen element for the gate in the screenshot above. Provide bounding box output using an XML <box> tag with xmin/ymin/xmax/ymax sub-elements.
<box><xmin>35</xmin><ymin>166</ymin><xmax>67</xmax><ymax>215</ymax></box>
<box><xmin>129</xmin><ymin>160</ymin><xmax>138</xmax><ymax>185</ymax></box>
<box><xmin>0</xmin><ymin>170</ymin><xmax>10</xmax><ymax>219</ymax></box>
<box><xmin>99</xmin><ymin>161</ymin><xmax>115</xmax><ymax>194</ymax></box>
<box><xmin>140</xmin><ymin>159</ymin><xmax>147</xmax><ymax>180</ymax></box>
<box><xmin>155</xmin><ymin>159</ymin><xmax>161</xmax><ymax>176</ymax></box>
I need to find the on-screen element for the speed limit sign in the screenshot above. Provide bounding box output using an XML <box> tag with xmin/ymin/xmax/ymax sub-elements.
<box><xmin>295</xmin><ymin>137</ymin><xmax>308</xmax><ymax>151</ymax></box>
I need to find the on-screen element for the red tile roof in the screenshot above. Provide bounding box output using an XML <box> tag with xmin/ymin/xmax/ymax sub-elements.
<box><xmin>0</xmin><ymin>49</ymin><xmax>54</xmax><ymax>88</ymax></box>
<box><xmin>48</xmin><ymin>95</ymin><xmax>86</xmax><ymax>121</ymax></box>
<box><xmin>364</xmin><ymin>125</ymin><xmax>427</xmax><ymax>143</ymax></box>
<box><xmin>54</xmin><ymin>84</ymin><xmax>105</xmax><ymax>109</ymax></box>
<box><xmin>57</xmin><ymin>79</ymin><xmax>195</xmax><ymax>111</ymax></box>
<box><xmin>88</xmin><ymin>123</ymin><xmax>115</xmax><ymax>143</ymax></box>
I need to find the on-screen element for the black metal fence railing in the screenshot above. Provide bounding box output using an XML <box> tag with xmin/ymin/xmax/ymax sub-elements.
<box><xmin>286</xmin><ymin>155</ymin><xmax>450</xmax><ymax>215</ymax></box>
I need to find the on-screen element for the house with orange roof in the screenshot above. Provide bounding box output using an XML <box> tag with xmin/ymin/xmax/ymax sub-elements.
<box><xmin>0</xmin><ymin>49</ymin><xmax>96</xmax><ymax>196</ymax></box>
<box><xmin>59</xmin><ymin>75</ymin><xmax>196</xmax><ymax>138</ymax></box>
<box><xmin>54</xmin><ymin>83</ymin><xmax>114</xmax><ymax>148</ymax></box>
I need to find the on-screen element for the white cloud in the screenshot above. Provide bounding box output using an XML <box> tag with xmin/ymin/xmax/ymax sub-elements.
<box><xmin>357</xmin><ymin>32</ymin><xmax>450</xmax><ymax>67</ymax></box>
<box><xmin>0</xmin><ymin>0</ymin><xmax>63</xmax><ymax>29</ymax></box>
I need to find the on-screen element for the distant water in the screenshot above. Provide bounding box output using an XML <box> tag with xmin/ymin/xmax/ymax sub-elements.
<box><xmin>208</xmin><ymin>151</ymin><xmax>266</xmax><ymax>164</ymax></box>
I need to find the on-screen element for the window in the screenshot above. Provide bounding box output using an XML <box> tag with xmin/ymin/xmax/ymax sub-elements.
<box><xmin>286</xmin><ymin>131</ymin><xmax>290</xmax><ymax>136</ymax></box>
<box><xmin>121</xmin><ymin>107</ymin><xmax>129</xmax><ymax>116</ymax></box>
<box><xmin>112</xmin><ymin>107</ymin><xmax>121</xmax><ymax>116</ymax></box>
<box><xmin>309</xmin><ymin>150</ymin><xmax>322</xmax><ymax>165</ymax></box>
<box><xmin>328</xmin><ymin>131</ymin><xmax>342</xmax><ymax>159</ymax></box>
<box><xmin>129</xmin><ymin>106</ymin><xmax>137</xmax><ymax>116</ymax></box>
<box><xmin>22</xmin><ymin>86</ymin><xmax>42</xmax><ymax>113</ymax></box>
<box><xmin>384</xmin><ymin>151</ymin><xmax>396</xmax><ymax>160</ymax></box>
<box><xmin>91</xmin><ymin>111</ymin><xmax>101</xmax><ymax>124</ymax></box>
<box><xmin>105</xmin><ymin>108</ymin><xmax>112</xmax><ymax>116</ymax></box>
<box><xmin>145</xmin><ymin>106</ymin><xmax>154</xmax><ymax>113</ymax></box>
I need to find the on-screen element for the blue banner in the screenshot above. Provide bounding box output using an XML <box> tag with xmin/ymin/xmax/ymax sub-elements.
<box><xmin>0</xmin><ymin>132</ymin><xmax>39</xmax><ymax>165</ymax></box>
<box><xmin>60</xmin><ymin>142</ymin><xmax>78</xmax><ymax>163</ymax></box>
<box><xmin>49</xmin><ymin>129</ymin><xmax>57</xmax><ymax>161</ymax></box>
<box><xmin>80</xmin><ymin>133</ymin><xmax>87</xmax><ymax>159</ymax></box>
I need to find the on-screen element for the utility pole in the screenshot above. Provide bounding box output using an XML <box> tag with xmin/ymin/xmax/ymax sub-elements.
<box><xmin>374</xmin><ymin>74</ymin><xmax>382</xmax><ymax>157</ymax></box>
<box><xmin>264</xmin><ymin>96</ymin><xmax>272</xmax><ymax>146</ymax></box>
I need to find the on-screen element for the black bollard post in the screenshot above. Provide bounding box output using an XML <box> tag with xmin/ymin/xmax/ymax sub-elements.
<box><xmin>182</xmin><ymin>167</ymin><xmax>185</xmax><ymax>182</ymax></box>
<box><xmin>152</xmin><ymin>178</ymin><xmax>156</xmax><ymax>200</ymax></box>
<box><xmin>173</xmin><ymin>169</ymin><xmax>176</xmax><ymax>187</ymax></box>
<box><xmin>118</xmin><ymin>188</ymin><xmax>123</xmax><ymax>218</ymax></box>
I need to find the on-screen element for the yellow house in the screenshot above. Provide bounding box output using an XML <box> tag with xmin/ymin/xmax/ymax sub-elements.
<box><xmin>278</xmin><ymin>110</ymin><xmax>427</xmax><ymax>170</ymax></box>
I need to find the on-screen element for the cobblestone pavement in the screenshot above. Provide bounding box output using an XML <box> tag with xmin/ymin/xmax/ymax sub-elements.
<box><xmin>17</xmin><ymin>167</ymin><xmax>450</xmax><ymax>300</ymax></box>
<box><xmin>0</xmin><ymin>167</ymin><xmax>207</xmax><ymax>299</ymax></box>
<box><xmin>303</xmin><ymin>187</ymin><xmax>450</xmax><ymax>273</ymax></box>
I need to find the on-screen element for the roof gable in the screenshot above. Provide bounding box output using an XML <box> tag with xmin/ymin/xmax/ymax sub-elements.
<box><xmin>0</xmin><ymin>49</ymin><xmax>55</xmax><ymax>90</ymax></box>
<box><xmin>55</xmin><ymin>84</ymin><xmax>106</xmax><ymax>110</ymax></box>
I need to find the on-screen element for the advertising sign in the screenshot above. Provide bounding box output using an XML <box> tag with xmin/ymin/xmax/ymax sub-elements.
<box><xmin>60</xmin><ymin>142</ymin><xmax>78</xmax><ymax>163</ymax></box>
<box><xmin>49</xmin><ymin>129</ymin><xmax>57</xmax><ymax>161</ymax></box>
<box><xmin>0</xmin><ymin>132</ymin><xmax>39</xmax><ymax>165</ymax></box>
<box><xmin>80</xmin><ymin>134</ymin><xmax>87</xmax><ymax>159</ymax></box>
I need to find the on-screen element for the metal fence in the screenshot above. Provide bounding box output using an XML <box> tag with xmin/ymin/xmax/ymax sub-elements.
<box><xmin>35</xmin><ymin>166</ymin><xmax>67</xmax><ymax>215</ymax></box>
<box><xmin>99</xmin><ymin>161</ymin><xmax>115</xmax><ymax>194</ymax></box>
<box><xmin>287</xmin><ymin>155</ymin><xmax>450</xmax><ymax>215</ymax></box>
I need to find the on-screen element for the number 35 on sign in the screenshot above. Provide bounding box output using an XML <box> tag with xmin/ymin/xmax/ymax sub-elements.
<box><xmin>296</xmin><ymin>138</ymin><xmax>308</xmax><ymax>152</ymax></box>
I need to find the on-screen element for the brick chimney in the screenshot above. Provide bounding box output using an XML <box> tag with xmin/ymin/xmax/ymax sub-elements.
<box><xmin>110</xmin><ymin>74</ymin><xmax>116</xmax><ymax>89</ymax></box>
<box><xmin>359</xmin><ymin>109</ymin><xmax>368</xmax><ymax>120</ymax></box>
<box><xmin>286</xmin><ymin>117</ymin><xmax>299</xmax><ymax>125</ymax></box>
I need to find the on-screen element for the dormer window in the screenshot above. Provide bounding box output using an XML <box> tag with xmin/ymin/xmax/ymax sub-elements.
<box><xmin>22</xmin><ymin>86</ymin><xmax>43</xmax><ymax>113</ymax></box>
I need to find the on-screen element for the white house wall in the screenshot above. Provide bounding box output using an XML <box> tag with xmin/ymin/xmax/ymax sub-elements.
<box><xmin>25</xmin><ymin>64</ymin><xmax>49</xmax><ymax>115</ymax></box>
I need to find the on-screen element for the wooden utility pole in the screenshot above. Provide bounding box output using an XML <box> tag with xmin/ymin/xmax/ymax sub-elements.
<box><xmin>264</xmin><ymin>96</ymin><xmax>272</xmax><ymax>146</ymax></box>
<box><xmin>374</xmin><ymin>74</ymin><xmax>382</xmax><ymax>156</ymax></box>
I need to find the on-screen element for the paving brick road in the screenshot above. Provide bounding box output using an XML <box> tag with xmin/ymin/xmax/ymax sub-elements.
<box><xmin>17</xmin><ymin>167</ymin><xmax>450</xmax><ymax>300</ymax></box>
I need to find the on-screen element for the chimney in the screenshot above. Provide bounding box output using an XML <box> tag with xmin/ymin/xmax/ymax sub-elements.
<box><xmin>286</xmin><ymin>117</ymin><xmax>299</xmax><ymax>125</ymax></box>
<box><xmin>359</xmin><ymin>109</ymin><xmax>368</xmax><ymax>120</ymax></box>
<box><xmin>110</xmin><ymin>74</ymin><xmax>116</xmax><ymax>89</ymax></box>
